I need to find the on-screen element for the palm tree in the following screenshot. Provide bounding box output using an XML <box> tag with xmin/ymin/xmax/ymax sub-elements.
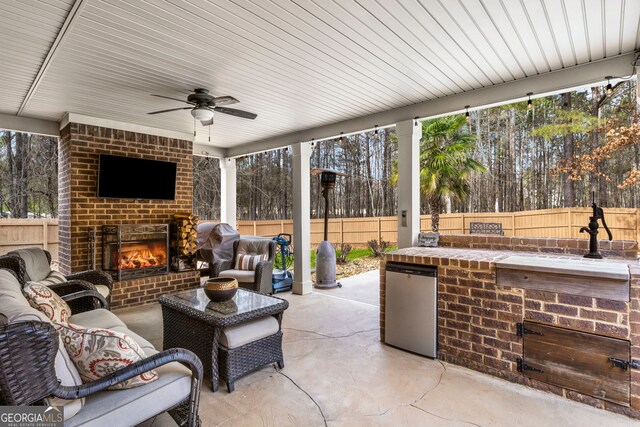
<box><xmin>419</xmin><ymin>115</ymin><xmax>485</xmax><ymax>231</ymax></box>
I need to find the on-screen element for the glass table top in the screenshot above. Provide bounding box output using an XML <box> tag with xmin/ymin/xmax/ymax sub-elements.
<box><xmin>166</xmin><ymin>287</ymin><xmax>285</xmax><ymax>319</ymax></box>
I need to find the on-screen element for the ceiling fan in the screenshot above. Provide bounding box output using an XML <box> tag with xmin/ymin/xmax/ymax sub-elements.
<box><xmin>148</xmin><ymin>88</ymin><xmax>257</xmax><ymax>126</ymax></box>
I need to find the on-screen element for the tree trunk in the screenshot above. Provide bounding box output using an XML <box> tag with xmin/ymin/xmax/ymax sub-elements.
<box><xmin>429</xmin><ymin>195</ymin><xmax>441</xmax><ymax>232</ymax></box>
<box><xmin>562</xmin><ymin>92</ymin><xmax>575</xmax><ymax>207</ymax></box>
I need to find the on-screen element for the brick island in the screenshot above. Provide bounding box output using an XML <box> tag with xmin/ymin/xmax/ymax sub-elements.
<box><xmin>381</xmin><ymin>234</ymin><xmax>640</xmax><ymax>417</ymax></box>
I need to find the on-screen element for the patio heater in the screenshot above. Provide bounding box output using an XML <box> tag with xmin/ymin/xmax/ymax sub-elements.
<box><xmin>311</xmin><ymin>168</ymin><xmax>347</xmax><ymax>289</ymax></box>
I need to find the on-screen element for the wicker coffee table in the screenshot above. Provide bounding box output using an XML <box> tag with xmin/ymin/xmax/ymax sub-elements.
<box><xmin>159</xmin><ymin>288</ymin><xmax>288</xmax><ymax>392</ymax></box>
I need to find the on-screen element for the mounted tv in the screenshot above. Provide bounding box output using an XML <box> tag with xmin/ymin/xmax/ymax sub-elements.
<box><xmin>97</xmin><ymin>154</ymin><xmax>177</xmax><ymax>200</ymax></box>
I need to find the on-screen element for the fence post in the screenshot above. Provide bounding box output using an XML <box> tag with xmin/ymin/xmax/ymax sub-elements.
<box><xmin>253</xmin><ymin>221</ymin><xmax>257</xmax><ymax>236</ymax></box>
<box><xmin>42</xmin><ymin>220</ymin><xmax>48</xmax><ymax>250</ymax></box>
<box><xmin>280</xmin><ymin>220</ymin><xmax>284</xmax><ymax>234</ymax></box>
<box><xmin>511</xmin><ymin>213</ymin><xmax>516</xmax><ymax>236</ymax></box>
<box><xmin>340</xmin><ymin>219</ymin><xmax>344</xmax><ymax>244</ymax></box>
<box><xmin>460</xmin><ymin>213</ymin><xmax>465</xmax><ymax>234</ymax></box>
<box><xmin>567</xmin><ymin>209</ymin><xmax>572</xmax><ymax>238</ymax></box>
<box><xmin>378</xmin><ymin>217</ymin><xmax>382</xmax><ymax>242</ymax></box>
<box><xmin>636</xmin><ymin>208</ymin><xmax>640</xmax><ymax>246</ymax></box>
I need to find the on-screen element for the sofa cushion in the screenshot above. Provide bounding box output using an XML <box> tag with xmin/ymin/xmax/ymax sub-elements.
<box><xmin>235</xmin><ymin>253</ymin><xmax>267</xmax><ymax>271</ymax></box>
<box><xmin>23</xmin><ymin>283</ymin><xmax>71</xmax><ymax>323</ymax></box>
<box><xmin>219</xmin><ymin>269</ymin><xmax>255</xmax><ymax>283</ymax></box>
<box><xmin>220</xmin><ymin>315</ymin><xmax>279</xmax><ymax>349</ymax></box>
<box><xmin>69</xmin><ymin>308</ymin><xmax>126</xmax><ymax>330</ymax></box>
<box><xmin>65</xmin><ymin>347</ymin><xmax>192</xmax><ymax>427</ymax></box>
<box><xmin>236</xmin><ymin>239</ymin><xmax>271</xmax><ymax>257</ymax></box>
<box><xmin>95</xmin><ymin>284</ymin><xmax>111</xmax><ymax>298</ymax></box>
<box><xmin>35</xmin><ymin>270</ymin><xmax>67</xmax><ymax>286</ymax></box>
<box><xmin>8</xmin><ymin>247</ymin><xmax>51</xmax><ymax>282</ymax></box>
<box><xmin>0</xmin><ymin>269</ymin><xmax>84</xmax><ymax>420</ymax></box>
<box><xmin>56</xmin><ymin>323</ymin><xmax>159</xmax><ymax>390</ymax></box>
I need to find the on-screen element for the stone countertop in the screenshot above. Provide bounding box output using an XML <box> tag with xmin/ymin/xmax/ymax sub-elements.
<box><xmin>384</xmin><ymin>246</ymin><xmax>637</xmax><ymax>267</ymax></box>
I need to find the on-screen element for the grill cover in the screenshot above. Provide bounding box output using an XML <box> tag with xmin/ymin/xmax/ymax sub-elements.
<box><xmin>197</xmin><ymin>222</ymin><xmax>240</xmax><ymax>264</ymax></box>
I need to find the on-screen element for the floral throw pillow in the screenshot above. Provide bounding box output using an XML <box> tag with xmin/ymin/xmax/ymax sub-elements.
<box><xmin>56</xmin><ymin>323</ymin><xmax>158</xmax><ymax>390</ymax></box>
<box><xmin>235</xmin><ymin>253</ymin><xmax>267</xmax><ymax>271</ymax></box>
<box><xmin>23</xmin><ymin>283</ymin><xmax>71</xmax><ymax>323</ymax></box>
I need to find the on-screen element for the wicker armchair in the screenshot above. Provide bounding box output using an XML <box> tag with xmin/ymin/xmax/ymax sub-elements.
<box><xmin>210</xmin><ymin>239</ymin><xmax>276</xmax><ymax>294</ymax></box>
<box><xmin>0</xmin><ymin>320</ymin><xmax>203</xmax><ymax>427</ymax></box>
<box><xmin>6</xmin><ymin>248</ymin><xmax>113</xmax><ymax>307</ymax></box>
<box><xmin>0</xmin><ymin>255</ymin><xmax>105</xmax><ymax>313</ymax></box>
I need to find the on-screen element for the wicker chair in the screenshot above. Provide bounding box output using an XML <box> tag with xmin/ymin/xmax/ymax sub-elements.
<box><xmin>0</xmin><ymin>255</ymin><xmax>104</xmax><ymax>313</ymax></box>
<box><xmin>6</xmin><ymin>247</ymin><xmax>113</xmax><ymax>308</ymax></box>
<box><xmin>210</xmin><ymin>239</ymin><xmax>276</xmax><ymax>294</ymax></box>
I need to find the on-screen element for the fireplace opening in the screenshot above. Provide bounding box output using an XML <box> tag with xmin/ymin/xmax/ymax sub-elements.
<box><xmin>102</xmin><ymin>224</ymin><xmax>169</xmax><ymax>280</ymax></box>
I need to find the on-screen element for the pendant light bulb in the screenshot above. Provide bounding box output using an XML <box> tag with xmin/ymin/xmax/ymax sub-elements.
<box><xmin>340</xmin><ymin>132</ymin><xmax>344</xmax><ymax>143</ymax></box>
<box><xmin>464</xmin><ymin>106</ymin><xmax>470</xmax><ymax>123</ymax></box>
<box><xmin>526</xmin><ymin>92</ymin><xmax>533</xmax><ymax>111</ymax></box>
<box><xmin>606</xmin><ymin>76</ymin><xmax>613</xmax><ymax>96</ymax></box>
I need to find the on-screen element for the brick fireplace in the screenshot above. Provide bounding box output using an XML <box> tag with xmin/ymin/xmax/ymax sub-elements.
<box><xmin>58</xmin><ymin>123</ymin><xmax>200</xmax><ymax>308</ymax></box>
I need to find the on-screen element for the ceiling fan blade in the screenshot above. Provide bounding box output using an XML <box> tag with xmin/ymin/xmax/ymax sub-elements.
<box><xmin>147</xmin><ymin>107</ymin><xmax>192</xmax><ymax>115</ymax></box>
<box><xmin>151</xmin><ymin>94</ymin><xmax>194</xmax><ymax>104</ymax></box>
<box><xmin>214</xmin><ymin>107</ymin><xmax>257</xmax><ymax>120</ymax></box>
<box><xmin>212</xmin><ymin>96</ymin><xmax>239</xmax><ymax>106</ymax></box>
<box><xmin>200</xmin><ymin>118</ymin><xmax>214</xmax><ymax>126</ymax></box>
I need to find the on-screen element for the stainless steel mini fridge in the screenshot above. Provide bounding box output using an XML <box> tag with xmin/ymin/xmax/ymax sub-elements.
<box><xmin>384</xmin><ymin>262</ymin><xmax>437</xmax><ymax>357</ymax></box>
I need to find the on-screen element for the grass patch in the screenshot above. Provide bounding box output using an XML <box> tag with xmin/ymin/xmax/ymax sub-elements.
<box><xmin>310</xmin><ymin>245</ymin><xmax>396</xmax><ymax>268</ymax></box>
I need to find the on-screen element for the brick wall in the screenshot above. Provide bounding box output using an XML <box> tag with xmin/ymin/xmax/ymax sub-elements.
<box><xmin>381</xmin><ymin>242</ymin><xmax>640</xmax><ymax>418</ymax></box>
<box><xmin>58</xmin><ymin>123</ymin><xmax>198</xmax><ymax>308</ymax></box>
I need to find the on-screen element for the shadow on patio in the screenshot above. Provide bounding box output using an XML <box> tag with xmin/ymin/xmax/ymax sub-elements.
<box><xmin>115</xmin><ymin>271</ymin><xmax>633</xmax><ymax>427</ymax></box>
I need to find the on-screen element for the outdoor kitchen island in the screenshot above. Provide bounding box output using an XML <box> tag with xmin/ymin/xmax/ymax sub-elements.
<box><xmin>380</xmin><ymin>235</ymin><xmax>640</xmax><ymax>418</ymax></box>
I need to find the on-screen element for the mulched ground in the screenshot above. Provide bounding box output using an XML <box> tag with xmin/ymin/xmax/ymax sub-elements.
<box><xmin>310</xmin><ymin>256</ymin><xmax>382</xmax><ymax>281</ymax></box>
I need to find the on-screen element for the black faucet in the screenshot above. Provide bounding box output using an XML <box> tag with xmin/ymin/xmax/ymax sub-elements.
<box><xmin>579</xmin><ymin>198</ymin><xmax>612</xmax><ymax>259</ymax></box>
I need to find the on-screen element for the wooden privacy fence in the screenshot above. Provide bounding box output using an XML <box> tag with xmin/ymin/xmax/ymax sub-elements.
<box><xmin>235</xmin><ymin>207</ymin><xmax>640</xmax><ymax>246</ymax></box>
<box><xmin>1</xmin><ymin>208</ymin><xmax>638</xmax><ymax>260</ymax></box>
<box><xmin>0</xmin><ymin>219</ymin><xmax>59</xmax><ymax>260</ymax></box>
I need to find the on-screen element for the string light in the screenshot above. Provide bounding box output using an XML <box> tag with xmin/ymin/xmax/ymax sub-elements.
<box><xmin>606</xmin><ymin>76</ymin><xmax>613</xmax><ymax>96</ymax></box>
<box><xmin>527</xmin><ymin>92</ymin><xmax>533</xmax><ymax>111</ymax></box>
<box><xmin>339</xmin><ymin>132</ymin><xmax>344</xmax><ymax>143</ymax></box>
<box><xmin>465</xmin><ymin>106</ymin><xmax>470</xmax><ymax>123</ymax></box>
<box><xmin>374</xmin><ymin>125</ymin><xmax>379</xmax><ymax>142</ymax></box>
<box><xmin>414</xmin><ymin>116</ymin><xmax>419</xmax><ymax>126</ymax></box>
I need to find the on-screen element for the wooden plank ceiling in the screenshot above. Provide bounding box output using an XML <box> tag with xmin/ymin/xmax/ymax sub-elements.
<box><xmin>1</xmin><ymin>0</ymin><xmax>639</xmax><ymax>148</ymax></box>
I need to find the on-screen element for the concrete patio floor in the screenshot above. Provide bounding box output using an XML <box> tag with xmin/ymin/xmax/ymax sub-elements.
<box><xmin>115</xmin><ymin>270</ymin><xmax>638</xmax><ymax>427</ymax></box>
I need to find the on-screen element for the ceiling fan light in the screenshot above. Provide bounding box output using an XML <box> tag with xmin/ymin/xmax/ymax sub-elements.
<box><xmin>191</xmin><ymin>107</ymin><xmax>214</xmax><ymax>121</ymax></box>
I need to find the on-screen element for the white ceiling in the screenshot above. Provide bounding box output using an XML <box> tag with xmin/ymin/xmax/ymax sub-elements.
<box><xmin>1</xmin><ymin>0</ymin><xmax>639</xmax><ymax>151</ymax></box>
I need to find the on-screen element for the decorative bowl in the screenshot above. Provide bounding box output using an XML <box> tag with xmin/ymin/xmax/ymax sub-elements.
<box><xmin>204</xmin><ymin>278</ymin><xmax>238</xmax><ymax>302</ymax></box>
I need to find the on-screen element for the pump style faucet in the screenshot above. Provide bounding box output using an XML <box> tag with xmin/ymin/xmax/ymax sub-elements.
<box><xmin>579</xmin><ymin>197</ymin><xmax>612</xmax><ymax>259</ymax></box>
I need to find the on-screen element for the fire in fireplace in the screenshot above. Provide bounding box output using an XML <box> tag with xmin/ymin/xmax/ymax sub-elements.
<box><xmin>102</xmin><ymin>224</ymin><xmax>169</xmax><ymax>280</ymax></box>
<box><xmin>117</xmin><ymin>240</ymin><xmax>166</xmax><ymax>270</ymax></box>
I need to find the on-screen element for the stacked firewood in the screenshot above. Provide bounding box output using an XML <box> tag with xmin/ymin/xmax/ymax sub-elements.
<box><xmin>173</xmin><ymin>213</ymin><xmax>199</xmax><ymax>257</ymax></box>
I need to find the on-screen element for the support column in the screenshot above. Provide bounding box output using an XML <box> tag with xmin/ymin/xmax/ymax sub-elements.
<box><xmin>292</xmin><ymin>142</ymin><xmax>313</xmax><ymax>295</ymax></box>
<box><xmin>220</xmin><ymin>158</ymin><xmax>237</xmax><ymax>230</ymax></box>
<box><xmin>396</xmin><ymin>119</ymin><xmax>421</xmax><ymax>248</ymax></box>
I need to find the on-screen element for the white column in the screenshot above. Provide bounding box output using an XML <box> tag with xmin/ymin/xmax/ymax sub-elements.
<box><xmin>219</xmin><ymin>158</ymin><xmax>237</xmax><ymax>230</ymax></box>
<box><xmin>292</xmin><ymin>142</ymin><xmax>313</xmax><ymax>295</ymax></box>
<box><xmin>396</xmin><ymin>119</ymin><xmax>421</xmax><ymax>248</ymax></box>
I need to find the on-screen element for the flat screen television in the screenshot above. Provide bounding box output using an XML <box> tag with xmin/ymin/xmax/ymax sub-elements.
<box><xmin>97</xmin><ymin>154</ymin><xmax>177</xmax><ymax>200</ymax></box>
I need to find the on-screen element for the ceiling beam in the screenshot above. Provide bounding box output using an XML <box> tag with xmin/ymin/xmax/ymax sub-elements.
<box><xmin>0</xmin><ymin>113</ymin><xmax>59</xmax><ymax>136</ymax></box>
<box><xmin>193</xmin><ymin>143</ymin><xmax>226</xmax><ymax>158</ymax></box>
<box><xmin>17</xmin><ymin>0</ymin><xmax>87</xmax><ymax>116</ymax></box>
<box><xmin>227</xmin><ymin>52</ymin><xmax>638</xmax><ymax>158</ymax></box>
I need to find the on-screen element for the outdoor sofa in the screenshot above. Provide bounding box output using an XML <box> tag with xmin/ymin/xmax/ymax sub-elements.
<box><xmin>0</xmin><ymin>256</ymin><xmax>203</xmax><ymax>426</ymax></box>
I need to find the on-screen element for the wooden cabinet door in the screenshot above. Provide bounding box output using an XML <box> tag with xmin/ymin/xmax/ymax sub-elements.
<box><xmin>522</xmin><ymin>321</ymin><xmax>630</xmax><ymax>406</ymax></box>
